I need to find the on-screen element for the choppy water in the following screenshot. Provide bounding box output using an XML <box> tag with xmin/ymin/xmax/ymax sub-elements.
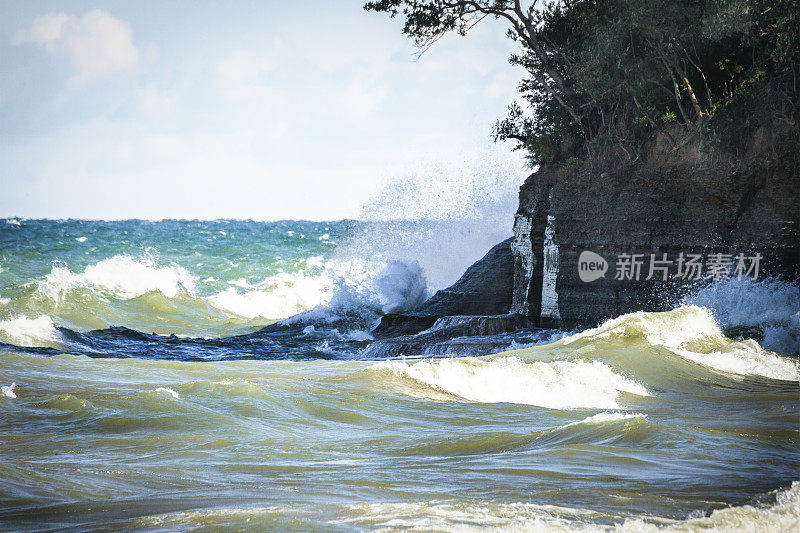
<box><xmin>1</xmin><ymin>218</ymin><xmax>798</xmax><ymax>531</ymax></box>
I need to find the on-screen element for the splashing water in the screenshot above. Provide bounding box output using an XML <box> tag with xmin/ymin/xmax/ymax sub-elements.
<box><xmin>0</xmin><ymin>217</ymin><xmax>797</xmax><ymax>531</ymax></box>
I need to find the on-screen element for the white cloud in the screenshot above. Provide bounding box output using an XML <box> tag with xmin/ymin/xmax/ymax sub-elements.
<box><xmin>337</xmin><ymin>80</ymin><xmax>388</xmax><ymax>126</ymax></box>
<box><xmin>146</xmin><ymin>134</ymin><xmax>186</xmax><ymax>160</ymax></box>
<box><xmin>484</xmin><ymin>72</ymin><xmax>513</xmax><ymax>99</ymax></box>
<box><xmin>14</xmin><ymin>10</ymin><xmax>139</xmax><ymax>87</ymax></box>
<box><xmin>137</xmin><ymin>83</ymin><xmax>178</xmax><ymax>112</ymax></box>
<box><xmin>216</xmin><ymin>49</ymin><xmax>276</xmax><ymax>101</ymax></box>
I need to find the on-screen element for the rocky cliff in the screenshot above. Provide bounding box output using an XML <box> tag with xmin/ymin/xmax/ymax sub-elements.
<box><xmin>511</xmin><ymin>123</ymin><xmax>800</xmax><ymax>328</ymax></box>
<box><xmin>368</xmin><ymin>123</ymin><xmax>797</xmax><ymax>351</ymax></box>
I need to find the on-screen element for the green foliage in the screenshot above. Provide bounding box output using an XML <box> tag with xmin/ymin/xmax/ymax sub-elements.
<box><xmin>365</xmin><ymin>0</ymin><xmax>799</xmax><ymax>164</ymax></box>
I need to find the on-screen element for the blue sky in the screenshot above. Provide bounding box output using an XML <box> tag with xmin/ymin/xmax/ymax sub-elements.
<box><xmin>0</xmin><ymin>1</ymin><xmax>527</xmax><ymax>220</ymax></box>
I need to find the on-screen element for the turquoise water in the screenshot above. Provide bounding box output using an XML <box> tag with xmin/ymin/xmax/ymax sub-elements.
<box><xmin>0</xmin><ymin>218</ymin><xmax>798</xmax><ymax>531</ymax></box>
<box><xmin>0</xmin><ymin>219</ymin><xmax>346</xmax><ymax>339</ymax></box>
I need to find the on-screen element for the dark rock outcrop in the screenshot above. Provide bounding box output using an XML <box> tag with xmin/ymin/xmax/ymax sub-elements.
<box><xmin>365</xmin><ymin>314</ymin><xmax>536</xmax><ymax>358</ymax></box>
<box><xmin>371</xmin><ymin>313</ymin><xmax>440</xmax><ymax>338</ymax></box>
<box><xmin>418</xmin><ymin>237</ymin><xmax>515</xmax><ymax>316</ymax></box>
<box><xmin>368</xmin><ymin>124</ymin><xmax>797</xmax><ymax>352</ymax></box>
<box><xmin>372</xmin><ymin>238</ymin><xmax>516</xmax><ymax>337</ymax></box>
<box><xmin>512</xmin><ymin>123</ymin><xmax>800</xmax><ymax>328</ymax></box>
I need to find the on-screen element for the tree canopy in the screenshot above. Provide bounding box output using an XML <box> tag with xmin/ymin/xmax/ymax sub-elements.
<box><xmin>365</xmin><ymin>0</ymin><xmax>799</xmax><ymax>164</ymax></box>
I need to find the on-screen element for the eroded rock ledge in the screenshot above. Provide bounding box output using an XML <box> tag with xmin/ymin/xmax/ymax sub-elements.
<box><xmin>512</xmin><ymin>124</ymin><xmax>799</xmax><ymax>328</ymax></box>
<box><xmin>369</xmin><ymin>124</ymin><xmax>798</xmax><ymax>352</ymax></box>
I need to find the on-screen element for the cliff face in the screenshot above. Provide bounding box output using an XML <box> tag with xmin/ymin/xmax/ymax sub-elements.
<box><xmin>512</xmin><ymin>124</ymin><xmax>800</xmax><ymax>327</ymax></box>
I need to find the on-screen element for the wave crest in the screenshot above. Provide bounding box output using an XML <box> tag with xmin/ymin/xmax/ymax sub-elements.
<box><xmin>39</xmin><ymin>254</ymin><xmax>196</xmax><ymax>301</ymax></box>
<box><xmin>683</xmin><ymin>277</ymin><xmax>799</xmax><ymax>355</ymax></box>
<box><xmin>208</xmin><ymin>272</ymin><xmax>332</xmax><ymax>319</ymax></box>
<box><xmin>561</xmin><ymin>306</ymin><xmax>799</xmax><ymax>381</ymax></box>
<box><xmin>0</xmin><ymin>315</ymin><xmax>63</xmax><ymax>348</ymax></box>
<box><xmin>372</xmin><ymin>356</ymin><xmax>650</xmax><ymax>409</ymax></box>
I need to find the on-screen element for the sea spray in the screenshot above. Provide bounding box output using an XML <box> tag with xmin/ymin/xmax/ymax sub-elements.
<box><xmin>683</xmin><ymin>277</ymin><xmax>800</xmax><ymax>355</ymax></box>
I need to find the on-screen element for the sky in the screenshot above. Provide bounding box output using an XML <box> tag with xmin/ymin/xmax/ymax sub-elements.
<box><xmin>0</xmin><ymin>1</ymin><xmax>528</xmax><ymax>220</ymax></box>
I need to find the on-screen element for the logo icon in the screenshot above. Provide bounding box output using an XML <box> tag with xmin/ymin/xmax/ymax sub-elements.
<box><xmin>578</xmin><ymin>251</ymin><xmax>607</xmax><ymax>282</ymax></box>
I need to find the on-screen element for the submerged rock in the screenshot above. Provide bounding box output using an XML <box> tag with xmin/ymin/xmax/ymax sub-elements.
<box><xmin>364</xmin><ymin>314</ymin><xmax>537</xmax><ymax>358</ymax></box>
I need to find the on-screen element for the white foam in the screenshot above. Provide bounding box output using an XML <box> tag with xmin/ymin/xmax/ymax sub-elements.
<box><xmin>153</xmin><ymin>387</ymin><xmax>180</xmax><ymax>399</ymax></box>
<box><xmin>208</xmin><ymin>272</ymin><xmax>332</xmax><ymax>319</ymax></box>
<box><xmin>620</xmin><ymin>481</ymin><xmax>800</xmax><ymax>532</ymax></box>
<box><xmin>75</xmin><ymin>236</ymin><xmax>88</xmax><ymax>242</ymax></box>
<box><xmin>227</xmin><ymin>278</ymin><xmax>250</xmax><ymax>289</ymax></box>
<box><xmin>315</xmin><ymin>340</ymin><xmax>333</xmax><ymax>354</ymax></box>
<box><xmin>342</xmin><ymin>329</ymin><xmax>374</xmax><ymax>342</ymax></box>
<box><xmin>339</xmin><ymin>481</ymin><xmax>800</xmax><ymax>531</ymax></box>
<box><xmin>376</xmin><ymin>356</ymin><xmax>650</xmax><ymax>410</ymax></box>
<box><xmin>675</xmin><ymin>341</ymin><xmax>799</xmax><ymax>381</ymax></box>
<box><xmin>563</xmin><ymin>306</ymin><xmax>799</xmax><ymax>381</ymax></box>
<box><xmin>39</xmin><ymin>254</ymin><xmax>196</xmax><ymax>301</ymax></box>
<box><xmin>275</xmin><ymin>257</ymin><xmax>430</xmax><ymax>327</ymax></box>
<box><xmin>2</xmin><ymin>382</ymin><xmax>17</xmax><ymax>398</ymax></box>
<box><xmin>565</xmin><ymin>412</ymin><xmax>647</xmax><ymax>427</ymax></box>
<box><xmin>683</xmin><ymin>277</ymin><xmax>799</xmax><ymax>355</ymax></box>
<box><xmin>562</xmin><ymin>306</ymin><xmax>725</xmax><ymax>350</ymax></box>
<box><xmin>0</xmin><ymin>315</ymin><xmax>62</xmax><ymax>347</ymax></box>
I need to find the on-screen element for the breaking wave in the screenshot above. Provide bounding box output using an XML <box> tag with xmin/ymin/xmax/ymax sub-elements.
<box><xmin>40</xmin><ymin>254</ymin><xmax>196</xmax><ymax>301</ymax></box>
<box><xmin>683</xmin><ymin>276</ymin><xmax>799</xmax><ymax>355</ymax></box>
<box><xmin>338</xmin><ymin>481</ymin><xmax>800</xmax><ymax>531</ymax></box>
<box><xmin>372</xmin><ymin>356</ymin><xmax>650</xmax><ymax>410</ymax></box>
<box><xmin>0</xmin><ymin>315</ymin><xmax>63</xmax><ymax>348</ymax></box>
<box><xmin>1</xmin><ymin>242</ymin><xmax>435</xmax><ymax>340</ymax></box>
<box><xmin>560</xmin><ymin>306</ymin><xmax>799</xmax><ymax>381</ymax></box>
<box><xmin>208</xmin><ymin>272</ymin><xmax>332</xmax><ymax>319</ymax></box>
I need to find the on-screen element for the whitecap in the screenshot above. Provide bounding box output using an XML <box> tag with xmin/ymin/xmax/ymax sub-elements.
<box><xmin>153</xmin><ymin>387</ymin><xmax>180</xmax><ymax>399</ymax></box>
<box><xmin>564</xmin><ymin>411</ymin><xmax>647</xmax><ymax>427</ymax></box>
<box><xmin>39</xmin><ymin>254</ymin><xmax>196</xmax><ymax>301</ymax></box>
<box><xmin>208</xmin><ymin>272</ymin><xmax>332</xmax><ymax>319</ymax></box>
<box><xmin>562</xmin><ymin>306</ymin><xmax>799</xmax><ymax>381</ymax></box>
<box><xmin>674</xmin><ymin>340</ymin><xmax>799</xmax><ymax>381</ymax></box>
<box><xmin>562</xmin><ymin>306</ymin><xmax>725</xmax><ymax>350</ymax></box>
<box><xmin>375</xmin><ymin>356</ymin><xmax>650</xmax><ymax>410</ymax></box>
<box><xmin>0</xmin><ymin>315</ymin><xmax>62</xmax><ymax>348</ymax></box>
<box><xmin>338</xmin><ymin>481</ymin><xmax>800</xmax><ymax>531</ymax></box>
<box><xmin>2</xmin><ymin>382</ymin><xmax>17</xmax><ymax>399</ymax></box>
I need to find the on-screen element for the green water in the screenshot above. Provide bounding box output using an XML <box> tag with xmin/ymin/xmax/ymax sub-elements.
<box><xmin>0</xmin><ymin>220</ymin><xmax>798</xmax><ymax>531</ymax></box>
<box><xmin>2</xmin><ymin>308</ymin><xmax>799</xmax><ymax>531</ymax></box>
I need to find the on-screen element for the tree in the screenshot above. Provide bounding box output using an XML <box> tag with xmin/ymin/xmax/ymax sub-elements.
<box><xmin>365</xmin><ymin>0</ymin><xmax>799</xmax><ymax>164</ymax></box>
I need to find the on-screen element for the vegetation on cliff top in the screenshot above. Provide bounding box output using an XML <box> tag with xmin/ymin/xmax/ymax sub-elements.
<box><xmin>365</xmin><ymin>0</ymin><xmax>799</xmax><ymax>164</ymax></box>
